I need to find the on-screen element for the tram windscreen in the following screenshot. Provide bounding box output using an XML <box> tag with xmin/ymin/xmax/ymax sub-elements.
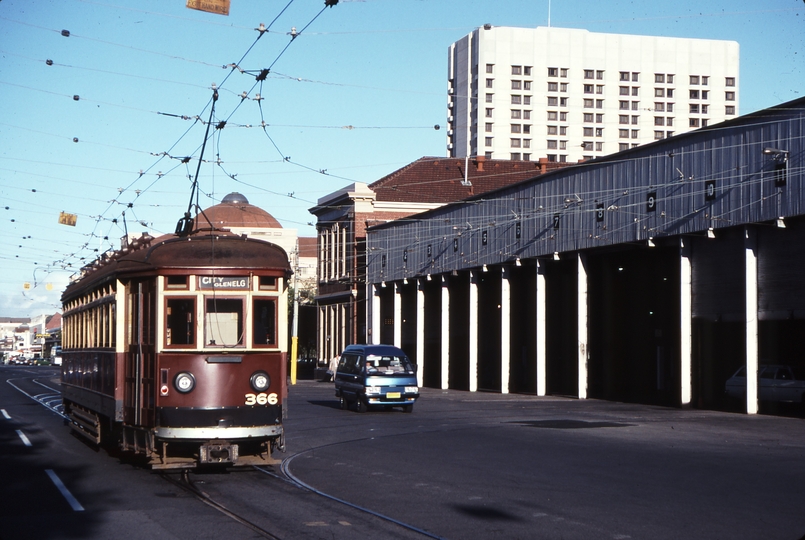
<box><xmin>205</xmin><ymin>298</ymin><xmax>243</xmax><ymax>346</ymax></box>
<box><xmin>166</xmin><ymin>298</ymin><xmax>195</xmax><ymax>346</ymax></box>
<box><xmin>252</xmin><ymin>299</ymin><xmax>276</xmax><ymax>346</ymax></box>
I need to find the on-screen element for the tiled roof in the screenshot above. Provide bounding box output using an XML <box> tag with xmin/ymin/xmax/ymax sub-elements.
<box><xmin>369</xmin><ymin>156</ymin><xmax>554</xmax><ymax>203</ymax></box>
<box><xmin>297</xmin><ymin>237</ymin><xmax>317</xmax><ymax>258</ymax></box>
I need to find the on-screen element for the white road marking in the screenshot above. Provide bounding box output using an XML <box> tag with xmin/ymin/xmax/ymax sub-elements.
<box><xmin>45</xmin><ymin>469</ymin><xmax>85</xmax><ymax>512</ymax></box>
<box><xmin>1</xmin><ymin>409</ymin><xmax>10</xmax><ymax>420</ymax></box>
<box><xmin>16</xmin><ymin>429</ymin><xmax>32</xmax><ymax>447</ymax></box>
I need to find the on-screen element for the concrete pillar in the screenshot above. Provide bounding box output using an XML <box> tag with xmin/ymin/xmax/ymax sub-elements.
<box><xmin>416</xmin><ymin>279</ymin><xmax>425</xmax><ymax>388</ymax></box>
<box><xmin>745</xmin><ymin>227</ymin><xmax>759</xmax><ymax>415</ymax></box>
<box><xmin>469</xmin><ymin>270</ymin><xmax>479</xmax><ymax>392</ymax></box>
<box><xmin>441</xmin><ymin>276</ymin><xmax>450</xmax><ymax>390</ymax></box>
<box><xmin>500</xmin><ymin>266</ymin><xmax>511</xmax><ymax>394</ymax></box>
<box><xmin>393</xmin><ymin>283</ymin><xmax>402</xmax><ymax>348</ymax></box>
<box><xmin>536</xmin><ymin>261</ymin><xmax>547</xmax><ymax>396</ymax></box>
<box><xmin>371</xmin><ymin>284</ymin><xmax>381</xmax><ymax>345</ymax></box>
<box><xmin>680</xmin><ymin>239</ymin><xmax>693</xmax><ymax>406</ymax></box>
<box><xmin>577</xmin><ymin>253</ymin><xmax>588</xmax><ymax>400</ymax></box>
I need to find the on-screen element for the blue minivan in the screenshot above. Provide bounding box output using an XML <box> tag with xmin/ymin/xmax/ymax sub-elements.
<box><xmin>334</xmin><ymin>344</ymin><xmax>419</xmax><ymax>413</ymax></box>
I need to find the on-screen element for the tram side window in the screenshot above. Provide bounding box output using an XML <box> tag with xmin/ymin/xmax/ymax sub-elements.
<box><xmin>166</xmin><ymin>298</ymin><xmax>195</xmax><ymax>346</ymax></box>
<box><xmin>205</xmin><ymin>298</ymin><xmax>243</xmax><ymax>347</ymax></box>
<box><xmin>252</xmin><ymin>298</ymin><xmax>277</xmax><ymax>346</ymax></box>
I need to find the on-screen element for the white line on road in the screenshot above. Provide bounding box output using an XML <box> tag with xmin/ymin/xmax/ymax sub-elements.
<box><xmin>1</xmin><ymin>409</ymin><xmax>10</xmax><ymax>420</ymax></box>
<box><xmin>45</xmin><ymin>469</ymin><xmax>85</xmax><ymax>512</ymax></box>
<box><xmin>16</xmin><ymin>429</ymin><xmax>32</xmax><ymax>447</ymax></box>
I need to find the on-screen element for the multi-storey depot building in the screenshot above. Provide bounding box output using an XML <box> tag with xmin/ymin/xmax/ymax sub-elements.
<box><xmin>447</xmin><ymin>25</ymin><xmax>739</xmax><ymax>163</ymax></box>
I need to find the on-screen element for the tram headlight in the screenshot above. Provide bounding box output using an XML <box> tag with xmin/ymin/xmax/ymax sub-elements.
<box><xmin>174</xmin><ymin>372</ymin><xmax>196</xmax><ymax>393</ymax></box>
<box><xmin>250</xmin><ymin>371</ymin><xmax>270</xmax><ymax>392</ymax></box>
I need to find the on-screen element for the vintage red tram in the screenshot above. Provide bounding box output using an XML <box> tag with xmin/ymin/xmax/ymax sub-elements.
<box><xmin>60</xmin><ymin>230</ymin><xmax>291</xmax><ymax>469</ymax></box>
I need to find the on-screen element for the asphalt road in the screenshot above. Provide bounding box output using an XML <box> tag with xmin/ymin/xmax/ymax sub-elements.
<box><xmin>2</xmin><ymin>365</ymin><xmax>804</xmax><ymax>540</ymax></box>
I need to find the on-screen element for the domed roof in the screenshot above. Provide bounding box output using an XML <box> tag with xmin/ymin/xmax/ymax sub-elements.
<box><xmin>195</xmin><ymin>192</ymin><xmax>283</xmax><ymax>229</ymax></box>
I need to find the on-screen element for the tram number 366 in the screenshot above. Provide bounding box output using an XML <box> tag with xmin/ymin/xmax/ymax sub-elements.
<box><xmin>244</xmin><ymin>393</ymin><xmax>279</xmax><ymax>406</ymax></box>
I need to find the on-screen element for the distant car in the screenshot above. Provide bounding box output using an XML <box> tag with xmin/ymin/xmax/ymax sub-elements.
<box><xmin>52</xmin><ymin>346</ymin><xmax>62</xmax><ymax>366</ymax></box>
<box><xmin>334</xmin><ymin>344</ymin><xmax>419</xmax><ymax>413</ymax></box>
<box><xmin>725</xmin><ymin>365</ymin><xmax>805</xmax><ymax>403</ymax></box>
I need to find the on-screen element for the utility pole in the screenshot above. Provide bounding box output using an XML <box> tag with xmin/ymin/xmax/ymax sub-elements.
<box><xmin>290</xmin><ymin>245</ymin><xmax>300</xmax><ymax>385</ymax></box>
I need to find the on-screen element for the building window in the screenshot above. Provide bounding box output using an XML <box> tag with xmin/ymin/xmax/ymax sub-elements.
<box><xmin>547</xmin><ymin>140</ymin><xmax>557</xmax><ymax>149</ymax></box>
<box><xmin>547</xmin><ymin>125</ymin><xmax>558</xmax><ymax>135</ymax></box>
<box><xmin>701</xmin><ymin>90</ymin><xmax>709</xmax><ymax>100</ymax></box>
<box><xmin>702</xmin><ymin>119</ymin><xmax>709</xmax><ymax>127</ymax></box>
<box><xmin>584</xmin><ymin>113</ymin><xmax>594</xmax><ymax>122</ymax></box>
<box><xmin>666</xmin><ymin>117</ymin><xmax>674</xmax><ymax>127</ymax></box>
<box><xmin>631</xmin><ymin>101</ymin><xmax>639</xmax><ymax>111</ymax></box>
<box><xmin>523</xmin><ymin>124</ymin><xmax>531</xmax><ymax>134</ymax></box>
<box><xmin>619</xmin><ymin>129</ymin><xmax>629</xmax><ymax>138</ymax></box>
<box><xmin>485</xmin><ymin>93</ymin><xmax>493</xmax><ymax>103</ymax></box>
<box><xmin>486</xmin><ymin>78</ymin><xmax>494</xmax><ymax>88</ymax></box>
<box><xmin>620</xmin><ymin>71</ymin><xmax>630</xmax><ymax>81</ymax></box>
<box><xmin>655</xmin><ymin>73</ymin><xmax>665</xmax><ymax>83</ymax></box>
<box><xmin>559</xmin><ymin>140</ymin><xmax>567</xmax><ymax>150</ymax></box>
<box><xmin>485</xmin><ymin>151</ymin><xmax>493</xmax><ymax>159</ymax></box>
<box><xmin>524</xmin><ymin>81</ymin><xmax>531</xmax><ymax>90</ymax></box>
<box><xmin>666</xmin><ymin>131</ymin><xmax>674</xmax><ymax>137</ymax></box>
<box><xmin>511</xmin><ymin>153</ymin><xmax>521</xmax><ymax>160</ymax></box>
<box><xmin>654</xmin><ymin>117</ymin><xmax>665</xmax><ymax>126</ymax></box>
<box><xmin>702</xmin><ymin>76</ymin><xmax>709</xmax><ymax>86</ymax></box>
<box><xmin>631</xmin><ymin>115</ymin><xmax>639</xmax><ymax>125</ymax></box>
<box><xmin>632</xmin><ymin>72</ymin><xmax>639</xmax><ymax>82</ymax></box>
<box><xmin>583</xmin><ymin>99</ymin><xmax>594</xmax><ymax>108</ymax></box>
<box><xmin>690</xmin><ymin>104</ymin><xmax>699</xmax><ymax>114</ymax></box>
<box><xmin>485</xmin><ymin>137</ymin><xmax>493</xmax><ymax>146</ymax></box>
<box><xmin>596</xmin><ymin>114</ymin><xmax>604</xmax><ymax>123</ymax></box>
<box><xmin>595</xmin><ymin>128</ymin><xmax>603</xmax><ymax>137</ymax></box>
<box><xmin>667</xmin><ymin>103</ymin><xmax>674</xmax><ymax>112</ymax></box>
<box><xmin>548</xmin><ymin>67</ymin><xmax>558</xmax><ymax>77</ymax></box>
<box><xmin>585</xmin><ymin>84</ymin><xmax>595</xmax><ymax>93</ymax></box>
<box><xmin>655</xmin><ymin>88</ymin><xmax>665</xmax><ymax>97</ymax></box>
<box><xmin>485</xmin><ymin>108</ymin><xmax>493</xmax><ymax>118</ymax></box>
<box><xmin>583</xmin><ymin>127</ymin><xmax>594</xmax><ymax>136</ymax></box>
<box><xmin>619</xmin><ymin>143</ymin><xmax>629</xmax><ymax>151</ymax></box>
<box><xmin>689</xmin><ymin>118</ymin><xmax>700</xmax><ymax>127</ymax></box>
<box><xmin>486</xmin><ymin>64</ymin><xmax>494</xmax><ymax>74</ymax></box>
<box><xmin>619</xmin><ymin>86</ymin><xmax>630</xmax><ymax>96</ymax></box>
<box><xmin>511</xmin><ymin>124</ymin><xmax>521</xmax><ymax>133</ymax></box>
<box><xmin>596</xmin><ymin>99</ymin><xmax>604</xmax><ymax>109</ymax></box>
<box><xmin>559</xmin><ymin>97</ymin><xmax>568</xmax><ymax>106</ymax></box>
<box><xmin>726</xmin><ymin>77</ymin><xmax>735</xmax><ymax>87</ymax></box>
<box><xmin>513</xmin><ymin>109</ymin><xmax>523</xmax><ymax>119</ymax></box>
<box><xmin>690</xmin><ymin>75</ymin><xmax>700</xmax><ymax>85</ymax></box>
<box><xmin>667</xmin><ymin>89</ymin><xmax>674</xmax><ymax>98</ymax></box>
<box><xmin>523</xmin><ymin>153</ymin><xmax>531</xmax><ymax>161</ymax></box>
<box><xmin>524</xmin><ymin>96</ymin><xmax>531</xmax><ymax>105</ymax></box>
<box><xmin>619</xmin><ymin>100</ymin><xmax>629</xmax><ymax>110</ymax></box>
<box><xmin>559</xmin><ymin>111</ymin><xmax>567</xmax><ymax>121</ymax></box>
<box><xmin>547</xmin><ymin>154</ymin><xmax>557</xmax><ymax>162</ymax></box>
<box><xmin>618</xmin><ymin>116</ymin><xmax>627</xmax><ymax>127</ymax></box>
<box><xmin>511</xmin><ymin>80</ymin><xmax>522</xmax><ymax>90</ymax></box>
<box><xmin>632</xmin><ymin>87</ymin><xmax>639</xmax><ymax>96</ymax></box>
<box><xmin>559</xmin><ymin>126</ymin><xmax>567</xmax><ymax>135</ymax></box>
<box><xmin>726</xmin><ymin>105</ymin><xmax>735</xmax><ymax>115</ymax></box>
<box><xmin>726</xmin><ymin>91</ymin><xmax>735</xmax><ymax>101</ymax></box>
<box><xmin>561</xmin><ymin>83</ymin><xmax>568</xmax><ymax>92</ymax></box>
<box><xmin>690</xmin><ymin>90</ymin><xmax>699</xmax><ymax>99</ymax></box>
<box><xmin>560</xmin><ymin>68</ymin><xmax>569</xmax><ymax>77</ymax></box>
<box><xmin>631</xmin><ymin>130</ymin><xmax>639</xmax><ymax>139</ymax></box>
<box><xmin>524</xmin><ymin>110</ymin><xmax>532</xmax><ymax>119</ymax></box>
<box><xmin>548</xmin><ymin>82</ymin><xmax>558</xmax><ymax>91</ymax></box>
<box><xmin>512</xmin><ymin>95</ymin><xmax>522</xmax><ymax>104</ymax></box>
<box><xmin>524</xmin><ymin>66</ymin><xmax>532</xmax><ymax>76</ymax></box>
<box><xmin>584</xmin><ymin>69</ymin><xmax>594</xmax><ymax>79</ymax></box>
<box><xmin>654</xmin><ymin>131</ymin><xmax>664</xmax><ymax>140</ymax></box>
<box><xmin>667</xmin><ymin>74</ymin><xmax>675</xmax><ymax>84</ymax></box>
<box><xmin>512</xmin><ymin>65</ymin><xmax>521</xmax><ymax>75</ymax></box>
<box><xmin>511</xmin><ymin>138</ymin><xmax>521</xmax><ymax>148</ymax></box>
<box><xmin>596</xmin><ymin>141</ymin><xmax>604</xmax><ymax>151</ymax></box>
<box><xmin>596</xmin><ymin>85</ymin><xmax>604</xmax><ymax>94</ymax></box>
<box><xmin>546</xmin><ymin>111</ymin><xmax>556</xmax><ymax>121</ymax></box>
<box><xmin>654</xmin><ymin>102</ymin><xmax>665</xmax><ymax>112</ymax></box>
<box><xmin>596</xmin><ymin>70</ymin><xmax>604</xmax><ymax>80</ymax></box>
<box><xmin>485</xmin><ymin>122</ymin><xmax>493</xmax><ymax>132</ymax></box>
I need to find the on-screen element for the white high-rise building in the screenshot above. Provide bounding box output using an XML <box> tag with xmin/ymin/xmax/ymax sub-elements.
<box><xmin>447</xmin><ymin>26</ymin><xmax>739</xmax><ymax>163</ymax></box>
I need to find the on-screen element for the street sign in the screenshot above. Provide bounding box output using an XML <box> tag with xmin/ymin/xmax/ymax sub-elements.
<box><xmin>186</xmin><ymin>0</ymin><xmax>230</xmax><ymax>15</ymax></box>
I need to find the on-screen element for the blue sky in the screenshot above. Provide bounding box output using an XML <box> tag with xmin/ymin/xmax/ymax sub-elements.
<box><xmin>0</xmin><ymin>0</ymin><xmax>803</xmax><ymax>317</ymax></box>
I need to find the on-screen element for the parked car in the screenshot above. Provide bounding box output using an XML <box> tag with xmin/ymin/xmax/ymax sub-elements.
<box><xmin>725</xmin><ymin>365</ymin><xmax>805</xmax><ymax>403</ymax></box>
<box><xmin>334</xmin><ymin>344</ymin><xmax>419</xmax><ymax>413</ymax></box>
<box><xmin>52</xmin><ymin>346</ymin><xmax>62</xmax><ymax>366</ymax></box>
